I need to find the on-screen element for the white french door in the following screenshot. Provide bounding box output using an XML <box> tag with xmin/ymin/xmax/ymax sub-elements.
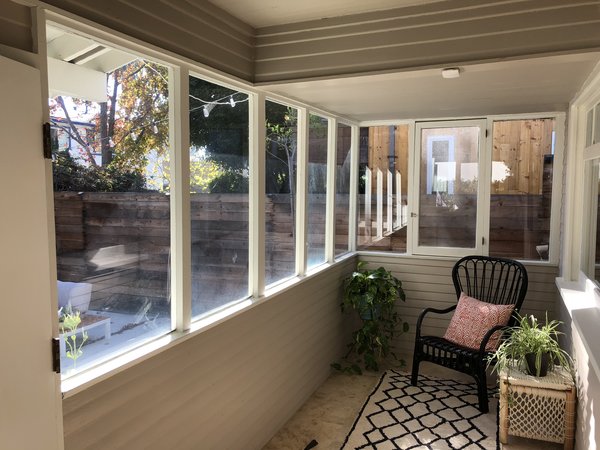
<box><xmin>0</xmin><ymin>55</ymin><xmax>64</xmax><ymax>449</ymax></box>
<box><xmin>411</xmin><ymin>119</ymin><xmax>489</xmax><ymax>257</ymax></box>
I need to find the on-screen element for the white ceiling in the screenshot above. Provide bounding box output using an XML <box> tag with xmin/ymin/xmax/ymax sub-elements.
<box><xmin>260</xmin><ymin>53</ymin><xmax>600</xmax><ymax>122</ymax></box>
<box><xmin>208</xmin><ymin>0</ymin><xmax>446</xmax><ymax>28</ymax></box>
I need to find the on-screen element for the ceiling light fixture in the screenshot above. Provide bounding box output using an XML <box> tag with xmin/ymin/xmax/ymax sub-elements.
<box><xmin>441</xmin><ymin>67</ymin><xmax>461</xmax><ymax>79</ymax></box>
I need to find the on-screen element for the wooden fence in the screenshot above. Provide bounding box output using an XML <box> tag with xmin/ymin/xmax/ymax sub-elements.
<box><xmin>55</xmin><ymin>192</ymin><xmax>343</xmax><ymax>314</ymax></box>
<box><xmin>358</xmin><ymin>193</ymin><xmax>551</xmax><ymax>260</ymax></box>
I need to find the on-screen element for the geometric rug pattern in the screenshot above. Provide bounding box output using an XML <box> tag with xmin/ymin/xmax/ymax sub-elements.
<box><xmin>341</xmin><ymin>370</ymin><xmax>499</xmax><ymax>450</ymax></box>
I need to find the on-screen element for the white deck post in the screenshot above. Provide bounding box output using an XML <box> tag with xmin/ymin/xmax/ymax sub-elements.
<box><xmin>396</xmin><ymin>170</ymin><xmax>402</xmax><ymax>228</ymax></box>
<box><xmin>365</xmin><ymin>167</ymin><xmax>372</xmax><ymax>240</ymax></box>
<box><xmin>377</xmin><ymin>168</ymin><xmax>383</xmax><ymax>239</ymax></box>
<box><xmin>387</xmin><ymin>169</ymin><xmax>393</xmax><ymax>233</ymax></box>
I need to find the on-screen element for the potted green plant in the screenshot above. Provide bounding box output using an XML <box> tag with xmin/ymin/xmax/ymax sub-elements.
<box><xmin>333</xmin><ymin>262</ymin><xmax>408</xmax><ymax>373</ymax></box>
<box><xmin>490</xmin><ymin>313</ymin><xmax>572</xmax><ymax>377</ymax></box>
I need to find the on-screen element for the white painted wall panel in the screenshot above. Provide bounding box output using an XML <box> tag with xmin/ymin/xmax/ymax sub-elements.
<box><xmin>254</xmin><ymin>0</ymin><xmax>600</xmax><ymax>82</ymax></box>
<box><xmin>62</xmin><ymin>258</ymin><xmax>355</xmax><ymax>450</ymax></box>
<box><xmin>1</xmin><ymin>2</ymin><xmax>32</xmax><ymax>52</ymax></box>
<box><xmin>42</xmin><ymin>0</ymin><xmax>255</xmax><ymax>81</ymax></box>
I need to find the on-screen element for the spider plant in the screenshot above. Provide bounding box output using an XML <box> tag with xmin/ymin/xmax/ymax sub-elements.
<box><xmin>489</xmin><ymin>313</ymin><xmax>572</xmax><ymax>377</ymax></box>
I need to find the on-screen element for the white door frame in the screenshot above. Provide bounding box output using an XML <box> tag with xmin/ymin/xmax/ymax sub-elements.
<box><xmin>0</xmin><ymin>53</ymin><xmax>64</xmax><ymax>449</ymax></box>
<box><xmin>411</xmin><ymin>119</ymin><xmax>488</xmax><ymax>257</ymax></box>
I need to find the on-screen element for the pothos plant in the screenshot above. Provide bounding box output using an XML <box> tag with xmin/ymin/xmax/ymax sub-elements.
<box><xmin>333</xmin><ymin>262</ymin><xmax>409</xmax><ymax>374</ymax></box>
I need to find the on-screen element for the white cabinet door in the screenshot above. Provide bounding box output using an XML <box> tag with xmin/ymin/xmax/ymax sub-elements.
<box><xmin>0</xmin><ymin>55</ymin><xmax>63</xmax><ymax>450</ymax></box>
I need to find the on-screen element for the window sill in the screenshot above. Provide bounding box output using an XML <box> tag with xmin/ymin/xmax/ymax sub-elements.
<box><xmin>556</xmin><ymin>275</ymin><xmax>600</xmax><ymax>380</ymax></box>
<box><xmin>61</xmin><ymin>255</ymin><xmax>356</xmax><ymax>398</ymax></box>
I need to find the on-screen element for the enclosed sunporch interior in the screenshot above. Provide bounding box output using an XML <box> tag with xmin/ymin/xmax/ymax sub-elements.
<box><xmin>3</xmin><ymin>1</ymin><xmax>600</xmax><ymax>449</ymax></box>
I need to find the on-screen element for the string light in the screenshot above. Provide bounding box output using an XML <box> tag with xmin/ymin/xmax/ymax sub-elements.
<box><xmin>203</xmin><ymin>103</ymin><xmax>216</xmax><ymax>118</ymax></box>
<box><xmin>229</xmin><ymin>96</ymin><xmax>236</xmax><ymax>107</ymax></box>
<box><xmin>131</xmin><ymin>131</ymin><xmax>137</xmax><ymax>141</ymax></box>
<box><xmin>153</xmin><ymin>125</ymin><xmax>158</xmax><ymax>134</ymax></box>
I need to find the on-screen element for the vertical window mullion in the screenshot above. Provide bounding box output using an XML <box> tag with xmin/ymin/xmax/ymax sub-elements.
<box><xmin>169</xmin><ymin>66</ymin><xmax>191</xmax><ymax>332</ymax></box>
<box><xmin>296</xmin><ymin>108</ymin><xmax>309</xmax><ymax>276</ymax></box>
<box><xmin>549</xmin><ymin>113</ymin><xmax>566</xmax><ymax>264</ymax></box>
<box><xmin>326</xmin><ymin>117</ymin><xmax>338</xmax><ymax>263</ymax></box>
<box><xmin>348</xmin><ymin>125</ymin><xmax>359</xmax><ymax>252</ymax></box>
<box><xmin>249</xmin><ymin>93</ymin><xmax>266</xmax><ymax>297</ymax></box>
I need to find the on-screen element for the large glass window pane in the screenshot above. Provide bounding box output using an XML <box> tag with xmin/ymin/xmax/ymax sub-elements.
<box><xmin>307</xmin><ymin>114</ymin><xmax>328</xmax><ymax>269</ymax></box>
<box><xmin>418</xmin><ymin>126</ymin><xmax>479</xmax><ymax>248</ymax></box>
<box><xmin>265</xmin><ymin>102</ymin><xmax>297</xmax><ymax>286</ymax></box>
<box><xmin>358</xmin><ymin>125</ymin><xmax>409</xmax><ymax>252</ymax></box>
<box><xmin>489</xmin><ymin>119</ymin><xmax>555</xmax><ymax>260</ymax></box>
<box><xmin>49</xmin><ymin>27</ymin><xmax>171</xmax><ymax>376</ymax></box>
<box><xmin>189</xmin><ymin>76</ymin><xmax>249</xmax><ymax>317</ymax></box>
<box><xmin>335</xmin><ymin>123</ymin><xmax>351</xmax><ymax>256</ymax></box>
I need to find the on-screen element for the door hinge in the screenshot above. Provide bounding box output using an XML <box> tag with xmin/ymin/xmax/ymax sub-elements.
<box><xmin>485</xmin><ymin>129</ymin><xmax>489</xmax><ymax>138</ymax></box>
<box><xmin>482</xmin><ymin>236</ymin><xmax>486</xmax><ymax>245</ymax></box>
<box><xmin>43</xmin><ymin>122</ymin><xmax>52</xmax><ymax>159</ymax></box>
<box><xmin>411</xmin><ymin>212</ymin><xmax>418</xmax><ymax>218</ymax></box>
<box><xmin>52</xmin><ymin>337</ymin><xmax>61</xmax><ymax>374</ymax></box>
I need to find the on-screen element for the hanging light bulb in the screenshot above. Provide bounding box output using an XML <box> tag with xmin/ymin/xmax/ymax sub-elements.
<box><xmin>109</xmin><ymin>138</ymin><xmax>115</xmax><ymax>148</ymax></box>
<box><xmin>203</xmin><ymin>103</ymin><xmax>216</xmax><ymax>118</ymax></box>
<box><xmin>229</xmin><ymin>96</ymin><xmax>236</xmax><ymax>107</ymax></box>
<box><xmin>131</xmin><ymin>131</ymin><xmax>137</xmax><ymax>141</ymax></box>
<box><xmin>153</xmin><ymin>124</ymin><xmax>159</xmax><ymax>134</ymax></box>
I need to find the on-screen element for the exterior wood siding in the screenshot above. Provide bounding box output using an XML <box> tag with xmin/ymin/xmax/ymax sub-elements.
<box><xmin>62</xmin><ymin>257</ymin><xmax>355</xmax><ymax>450</ymax></box>
<box><xmin>0</xmin><ymin>2</ymin><xmax>32</xmax><ymax>52</ymax></box>
<box><xmin>358</xmin><ymin>254</ymin><xmax>560</xmax><ymax>358</ymax></box>
<box><xmin>254</xmin><ymin>0</ymin><xmax>600</xmax><ymax>82</ymax></box>
<box><xmin>42</xmin><ymin>0</ymin><xmax>255</xmax><ymax>81</ymax></box>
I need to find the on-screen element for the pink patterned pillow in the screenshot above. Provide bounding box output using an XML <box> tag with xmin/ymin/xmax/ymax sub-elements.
<box><xmin>443</xmin><ymin>292</ymin><xmax>514</xmax><ymax>351</ymax></box>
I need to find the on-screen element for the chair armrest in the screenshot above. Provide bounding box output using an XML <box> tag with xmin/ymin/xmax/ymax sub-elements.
<box><xmin>415</xmin><ymin>305</ymin><xmax>457</xmax><ymax>340</ymax></box>
<box><xmin>478</xmin><ymin>324</ymin><xmax>509</xmax><ymax>355</ymax></box>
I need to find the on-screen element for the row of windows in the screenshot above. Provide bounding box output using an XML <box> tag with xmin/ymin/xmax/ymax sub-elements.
<box><xmin>50</xmin><ymin>24</ymin><xmax>561</xmax><ymax>381</ymax></box>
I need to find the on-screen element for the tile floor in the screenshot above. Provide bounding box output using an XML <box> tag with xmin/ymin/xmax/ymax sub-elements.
<box><xmin>263</xmin><ymin>363</ymin><xmax>563</xmax><ymax>450</ymax></box>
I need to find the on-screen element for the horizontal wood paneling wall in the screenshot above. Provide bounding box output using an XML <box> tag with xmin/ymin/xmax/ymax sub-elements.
<box><xmin>43</xmin><ymin>0</ymin><xmax>255</xmax><ymax>80</ymax></box>
<box><xmin>254</xmin><ymin>0</ymin><xmax>600</xmax><ymax>82</ymax></box>
<box><xmin>62</xmin><ymin>256</ymin><xmax>356</xmax><ymax>450</ymax></box>
<box><xmin>0</xmin><ymin>2</ymin><xmax>32</xmax><ymax>52</ymax></box>
<box><xmin>358</xmin><ymin>254</ymin><xmax>560</xmax><ymax>358</ymax></box>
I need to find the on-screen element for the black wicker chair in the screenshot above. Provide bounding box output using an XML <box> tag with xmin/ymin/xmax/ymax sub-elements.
<box><xmin>410</xmin><ymin>255</ymin><xmax>528</xmax><ymax>413</ymax></box>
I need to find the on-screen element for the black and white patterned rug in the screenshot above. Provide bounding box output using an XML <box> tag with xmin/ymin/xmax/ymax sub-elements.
<box><xmin>341</xmin><ymin>370</ymin><xmax>499</xmax><ymax>450</ymax></box>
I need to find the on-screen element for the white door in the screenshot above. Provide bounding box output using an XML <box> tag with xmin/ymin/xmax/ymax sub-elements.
<box><xmin>0</xmin><ymin>55</ymin><xmax>64</xmax><ymax>449</ymax></box>
<box><xmin>412</xmin><ymin>119</ymin><xmax>488</xmax><ymax>257</ymax></box>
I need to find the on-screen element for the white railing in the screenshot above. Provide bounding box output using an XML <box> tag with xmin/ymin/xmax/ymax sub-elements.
<box><xmin>361</xmin><ymin>167</ymin><xmax>406</xmax><ymax>242</ymax></box>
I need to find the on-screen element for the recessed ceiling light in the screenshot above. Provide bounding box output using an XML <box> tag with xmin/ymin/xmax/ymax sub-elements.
<box><xmin>442</xmin><ymin>67</ymin><xmax>461</xmax><ymax>79</ymax></box>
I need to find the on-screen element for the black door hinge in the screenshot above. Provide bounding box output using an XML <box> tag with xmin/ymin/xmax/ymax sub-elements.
<box><xmin>485</xmin><ymin>129</ymin><xmax>489</xmax><ymax>138</ymax></box>
<box><xmin>52</xmin><ymin>337</ymin><xmax>61</xmax><ymax>373</ymax></box>
<box><xmin>43</xmin><ymin>122</ymin><xmax>52</xmax><ymax>159</ymax></box>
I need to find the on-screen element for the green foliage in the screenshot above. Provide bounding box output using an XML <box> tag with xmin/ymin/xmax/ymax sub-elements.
<box><xmin>209</xmin><ymin>169</ymin><xmax>249</xmax><ymax>193</ymax></box>
<box><xmin>335</xmin><ymin>262</ymin><xmax>409</xmax><ymax>373</ymax></box>
<box><xmin>109</xmin><ymin>61</ymin><xmax>170</xmax><ymax>171</ymax></box>
<box><xmin>59</xmin><ymin>306</ymin><xmax>88</xmax><ymax>370</ymax></box>
<box><xmin>489</xmin><ymin>313</ymin><xmax>573</xmax><ymax>377</ymax></box>
<box><xmin>189</xmin><ymin>77</ymin><xmax>249</xmax><ymax>171</ymax></box>
<box><xmin>52</xmin><ymin>150</ymin><xmax>147</xmax><ymax>192</ymax></box>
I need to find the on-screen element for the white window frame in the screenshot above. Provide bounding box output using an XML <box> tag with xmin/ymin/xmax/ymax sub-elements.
<box><xmin>412</xmin><ymin>119</ymin><xmax>487</xmax><ymax>258</ymax></box>
<box><xmin>42</xmin><ymin>8</ymin><xmax>360</xmax><ymax>393</ymax></box>
<box><xmin>359</xmin><ymin>112</ymin><xmax>565</xmax><ymax>264</ymax></box>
